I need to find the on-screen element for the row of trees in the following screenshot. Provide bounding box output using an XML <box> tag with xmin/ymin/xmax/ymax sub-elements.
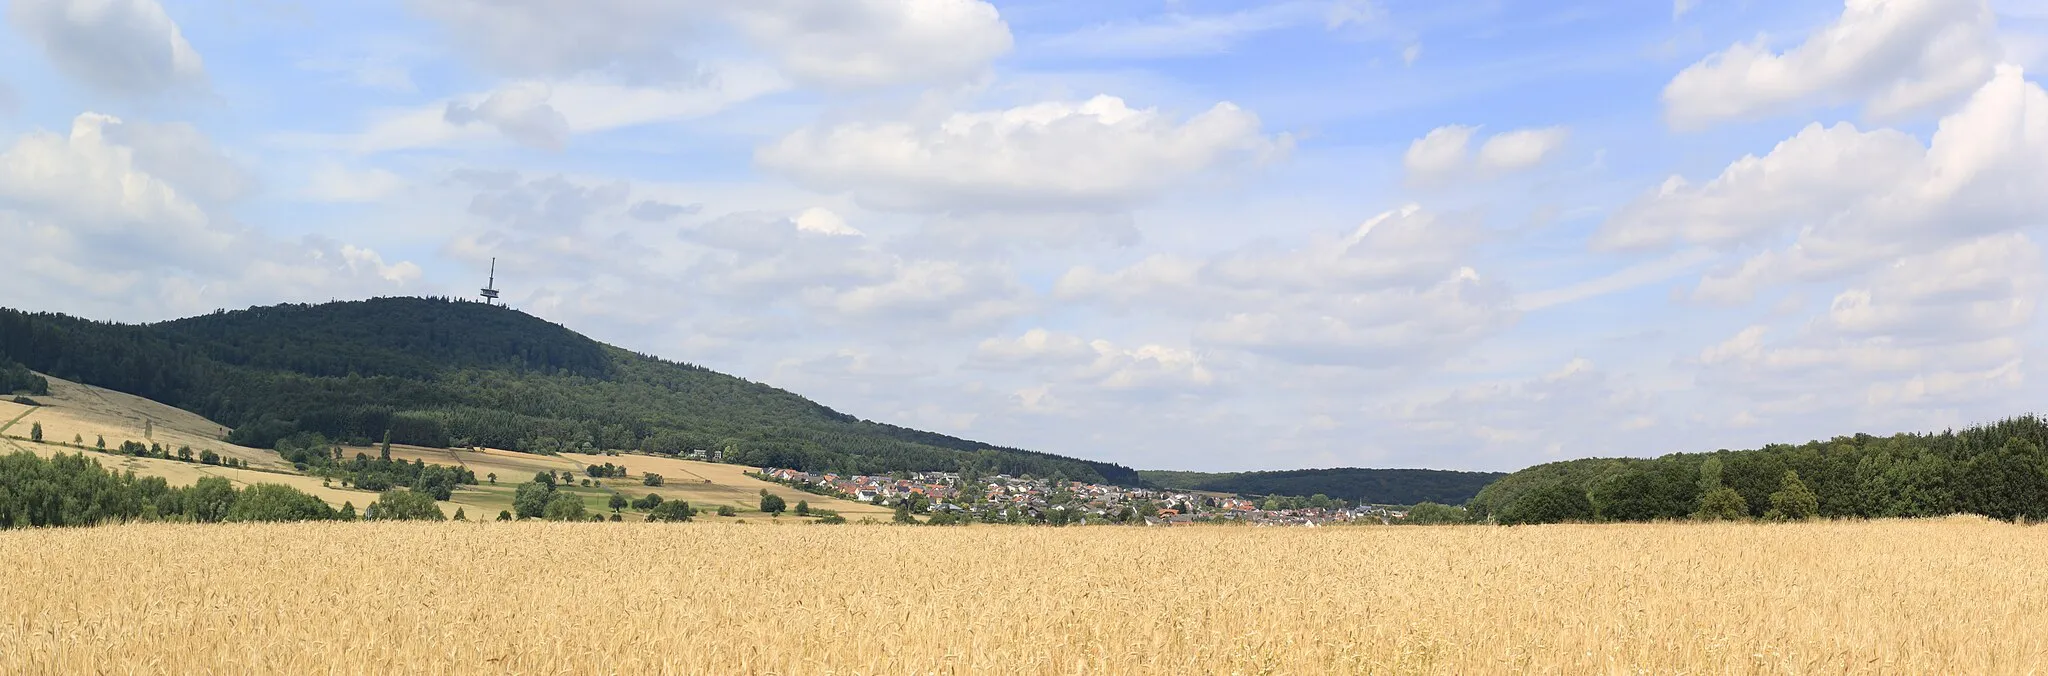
<box><xmin>0</xmin><ymin>451</ymin><xmax>457</xmax><ymax>527</ymax></box>
<box><xmin>1468</xmin><ymin>416</ymin><xmax>2048</xmax><ymax>524</ymax></box>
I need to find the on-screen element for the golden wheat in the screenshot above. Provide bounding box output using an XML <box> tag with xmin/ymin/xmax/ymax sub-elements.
<box><xmin>1</xmin><ymin>518</ymin><xmax>2042</xmax><ymax>674</ymax></box>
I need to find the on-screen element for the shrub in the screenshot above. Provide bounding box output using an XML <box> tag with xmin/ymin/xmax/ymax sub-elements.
<box><xmin>1695</xmin><ymin>487</ymin><xmax>1749</xmax><ymax>521</ymax></box>
<box><xmin>717</xmin><ymin>505</ymin><xmax>736</xmax><ymax>517</ymax></box>
<box><xmin>631</xmin><ymin>493</ymin><xmax>664</xmax><ymax>510</ymax></box>
<box><xmin>760</xmin><ymin>494</ymin><xmax>786</xmax><ymax>514</ymax></box>
<box><xmin>542</xmin><ymin>494</ymin><xmax>587</xmax><ymax>522</ymax></box>
<box><xmin>646</xmin><ymin>500</ymin><xmax>694</xmax><ymax>522</ymax></box>
<box><xmin>643</xmin><ymin>473</ymin><xmax>665</xmax><ymax>487</ymax></box>
<box><xmin>227</xmin><ymin>484</ymin><xmax>335</xmax><ymax>522</ymax></box>
<box><xmin>366</xmin><ymin>489</ymin><xmax>446</xmax><ymax>521</ymax></box>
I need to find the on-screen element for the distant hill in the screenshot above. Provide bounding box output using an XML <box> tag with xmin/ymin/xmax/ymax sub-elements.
<box><xmin>0</xmin><ymin>298</ymin><xmax>1137</xmax><ymax>485</ymax></box>
<box><xmin>1139</xmin><ymin>467</ymin><xmax>1505</xmax><ymax>506</ymax></box>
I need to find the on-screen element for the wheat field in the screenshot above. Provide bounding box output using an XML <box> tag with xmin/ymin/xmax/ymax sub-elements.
<box><xmin>2</xmin><ymin>518</ymin><xmax>2042</xmax><ymax>674</ymax></box>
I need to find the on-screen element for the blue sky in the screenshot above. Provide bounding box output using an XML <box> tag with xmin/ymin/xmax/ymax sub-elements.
<box><xmin>4</xmin><ymin>0</ymin><xmax>2047</xmax><ymax>472</ymax></box>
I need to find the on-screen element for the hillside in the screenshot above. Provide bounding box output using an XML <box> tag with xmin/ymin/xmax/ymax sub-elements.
<box><xmin>0</xmin><ymin>298</ymin><xmax>1137</xmax><ymax>484</ymax></box>
<box><xmin>1139</xmin><ymin>467</ymin><xmax>1504</xmax><ymax>506</ymax></box>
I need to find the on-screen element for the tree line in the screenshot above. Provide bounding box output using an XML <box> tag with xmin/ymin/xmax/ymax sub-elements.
<box><xmin>1467</xmin><ymin>415</ymin><xmax>2048</xmax><ymax>524</ymax></box>
<box><xmin>0</xmin><ymin>451</ymin><xmax>457</xmax><ymax>528</ymax></box>
<box><xmin>1137</xmin><ymin>467</ymin><xmax>1504</xmax><ymax>506</ymax></box>
<box><xmin>0</xmin><ymin>298</ymin><xmax>1136</xmax><ymax>485</ymax></box>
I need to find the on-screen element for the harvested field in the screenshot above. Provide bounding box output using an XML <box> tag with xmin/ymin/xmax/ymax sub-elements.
<box><xmin>2</xmin><ymin>518</ymin><xmax>2042</xmax><ymax>674</ymax></box>
<box><xmin>561</xmin><ymin>451</ymin><xmax>897</xmax><ymax>520</ymax></box>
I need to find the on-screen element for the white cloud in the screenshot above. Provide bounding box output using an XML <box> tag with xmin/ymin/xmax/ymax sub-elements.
<box><xmin>443</xmin><ymin>82</ymin><xmax>572</xmax><ymax>150</ymax></box>
<box><xmin>758</xmin><ymin>95</ymin><xmax>1287</xmax><ymax>213</ymax></box>
<box><xmin>0</xmin><ymin>114</ymin><xmax>419</xmax><ymax>319</ymax></box>
<box><xmin>793</xmin><ymin>207</ymin><xmax>863</xmax><ymax>237</ymax></box>
<box><xmin>1404</xmin><ymin>124</ymin><xmax>1569</xmax><ymax>183</ymax></box>
<box><xmin>1402</xmin><ymin>125</ymin><xmax>1475</xmax><ymax>182</ymax></box>
<box><xmin>1058</xmin><ymin>205</ymin><xmax>1514</xmax><ymax>368</ymax></box>
<box><xmin>1608</xmin><ymin>65</ymin><xmax>2048</xmax><ymax>301</ymax></box>
<box><xmin>318</xmin><ymin>64</ymin><xmax>787</xmax><ymax>153</ymax></box>
<box><xmin>1031</xmin><ymin>2</ymin><xmax>1342</xmax><ymax>59</ymax></box>
<box><xmin>304</xmin><ymin>164</ymin><xmax>406</xmax><ymax>203</ymax></box>
<box><xmin>406</xmin><ymin>0</ymin><xmax>1010</xmax><ymax>88</ymax></box>
<box><xmin>1664</xmin><ymin>0</ymin><xmax>2001</xmax><ymax>127</ymax></box>
<box><xmin>6</xmin><ymin>0</ymin><xmax>207</xmax><ymax>96</ymax></box>
<box><xmin>1475</xmin><ymin>127</ymin><xmax>1571</xmax><ymax>172</ymax></box>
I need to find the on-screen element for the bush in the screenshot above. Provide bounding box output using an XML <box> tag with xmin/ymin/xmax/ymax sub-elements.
<box><xmin>199</xmin><ymin>449</ymin><xmax>220</xmax><ymax>465</ymax></box>
<box><xmin>643</xmin><ymin>473</ymin><xmax>665</xmax><ymax>487</ymax></box>
<box><xmin>496</xmin><ymin>510</ymin><xmax>512</xmax><ymax>521</ymax></box>
<box><xmin>227</xmin><ymin>484</ymin><xmax>334</xmax><ymax>522</ymax></box>
<box><xmin>631</xmin><ymin>493</ymin><xmax>664</xmax><ymax>510</ymax></box>
<box><xmin>365</xmin><ymin>489</ymin><xmax>446</xmax><ymax>521</ymax></box>
<box><xmin>759</xmin><ymin>494</ymin><xmax>786</xmax><ymax>514</ymax></box>
<box><xmin>542</xmin><ymin>494</ymin><xmax>587</xmax><ymax>521</ymax></box>
<box><xmin>1695</xmin><ymin>487</ymin><xmax>1749</xmax><ymax>521</ymax></box>
<box><xmin>646</xmin><ymin>500</ymin><xmax>694</xmax><ymax>522</ymax></box>
<box><xmin>1767</xmin><ymin>471</ymin><xmax>1818</xmax><ymax>521</ymax></box>
<box><xmin>716</xmin><ymin>505</ymin><xmax>736</xmax><ymax>517</ymax></box>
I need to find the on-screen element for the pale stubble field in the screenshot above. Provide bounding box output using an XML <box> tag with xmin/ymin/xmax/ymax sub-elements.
<box><xmin>2</xmin><ymin>518</ymin><xmax>2041</xmax><ymax>674</ymax></box>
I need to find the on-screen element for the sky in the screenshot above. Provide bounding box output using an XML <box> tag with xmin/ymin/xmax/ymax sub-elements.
<box><xmin>3</xmin><ymin>0</ymin><xmax>2047</xmax><ymax>473</ymax></box>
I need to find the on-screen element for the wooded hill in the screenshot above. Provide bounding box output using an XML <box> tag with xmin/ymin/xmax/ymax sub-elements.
<box><xmin>1467</xmin><ymin>415</ymin><xmax>2048</xmax><ymax>524</ymax></box>
<box><xmin>1138</xmin><ymin>468</ymin><xmax>1504</xmax><ymax>506</ymax></box>
<box><xmin>0</xmin><ymin>298</ymin><xmax>1138</xmax><ymax>485</ymax></box>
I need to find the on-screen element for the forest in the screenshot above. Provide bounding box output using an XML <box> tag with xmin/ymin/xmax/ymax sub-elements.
<box><xmin>1138</xmin><ymin>467</ymin><xmax>1504</xmax><ymax>505</ymax></box>
<box><xmin>1468</xmin><ymin>415</ymin><xmax>2048</xmax><ymax>524</ymax></box>
<box><xmin>0</xmin><ymin>298</ymin><xmax>1137</xmax><ymax>484</ymax></box>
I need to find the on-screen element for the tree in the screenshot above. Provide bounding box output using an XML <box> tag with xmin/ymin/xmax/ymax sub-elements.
<box><xmin>178</xmin><ymin>446</ymin><xmax>192</xmax><ymax>462</ymax></box>
<box><xmin>632</xmin><ymin>493</ymin><xmax>663</xmax><ymax>510</ymax></box>
<box><xmin>453</xmin><ymin>508</ymin><xmax>468</xmax><ymax>521</ymax></box>
<box><xmin>795</xmin><ymin>500</ymin><xmax>810</xmax><ymax>516</ymax></box>
<box><xmin>73</xmin><ymin>434</ymin><xmax>82</xmax><ymax>444</ymax></box>
<box><xmin>366</xmin><ymin>489</ymin><xmax>445</xmax><ymax>521</ymax></box>
<box><xmin>185</xmin><ymin>477</ymin><xmax>239</xmax><ymax>523</ymax></box>
<box><xmin>95</xmin><ymin>435</ymin><xmax>105</xmax><ymax>450</ymax></box>
<box><xmin>1766</xmin><ymin>470</ymin><xmax>1819</xmax><ymax>521</ymax></box>
<box><xmin>1402</xmin><ymin>502</ymin><xmax>1468</xmax><ymax>525</ymax></box>
<box><xmin>893</xmin><ymin>499</ymin><xmax>916</xmax><ymax>524</ymax></box>
<box><xmin>646</xmin><ymin>500</ymin><xmax>694</xmax><ymax>522</ymax></box>
<box><xmin>532</xmin><ymin>472</ymin><xmax>556</xmax><ymax>489</ymax></box>
<box><xmin>340</xmin><ymin>502</ymin><xmax>358</xmax><ymax>520</ymax></box>
<box><xmin>513</xmin><ymin>481</ymin><xmax>554</xmax><ymax>519</ymax></box>
<box><xmin>717</xmin><ymin>505</ymin><xmax>736</xmax><ymax>517</ymax></box>
<box><xmin>487</xmin><ymin>472</ymin><xmax>497</xmax><ymax>485</ymax></box>
<box><xmin>29</xmin><ymin>422</ymin><xmax>41</xmax><ymax>443</ymax></box>
<box><xmin>643</xmin><ymin>473</ymin><xmax>665</xmax><ymax>487</ymax></box>
<box><xmin>759</xmin><ymin>493</ymin><xmax>786</xmax><ymax>514</ymax></box>
<box><xmin>1695</xmin><ymin>488</ymin><xmax>1749</xmax><ymax>521</ymax></box>
<box><xmin>379</xmin><ymin>429</ymin><xmax>392</xmax><ymax>461</ymax></box>
<box><xmin>227</xmin><ymin>484</ymin><xmax>334</xmax><ymax>522</ymax></box>
<box><xmin>608</xmin><ymin>493</ymin><xmax>628</xmax><ymax>514</ymax></box>
<box><xmin>199</xmin><ymin>449</ymin><xmax>220</xmax><ymax>465</ymax></box>
<box><xmin>542</xmin><ymin>494</ymin><xmax>587</xmax><ymax>521</ymax></box>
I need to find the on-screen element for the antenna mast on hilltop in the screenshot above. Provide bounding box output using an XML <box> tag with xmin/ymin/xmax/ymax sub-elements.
<box><xmin>480</xmin><ymin>258</ymin><xmax>501</xmax><ymax>306</ymax></box>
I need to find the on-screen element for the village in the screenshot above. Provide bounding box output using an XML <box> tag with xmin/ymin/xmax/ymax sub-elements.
<box><xmin>756</xmin><ymin>467</ymin><xmax>1412</xmax><ymax>526</ymax></box>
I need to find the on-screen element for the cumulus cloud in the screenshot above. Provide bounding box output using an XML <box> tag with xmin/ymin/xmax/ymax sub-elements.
<box><xmin>1403</xmin><ymin>124</ymin><xmax>1568</xmax><ymax>183</ymax></box>
<box><xmin>1664</xmin><ymin>0</ymin><xmax>2001</xmax><ymax>127</ymax></box>
<box><xmin>973</xmin><ymin>329</ymin><xmax>1216</xmax><ymax>396</ymax></box>
<box><xmin>1377</xmin><ymin>358</ymin><xmax>1663</xmax><ymax>465</ymax></box>
<box><xmin>758</xmin><ymin>95</ymin><xmax>1286</xmax><ymax>213</ymax></box>
<box><xmin>1058</xmin><ymin>205</ymin><xmax>1514</xmax><ymax>368</ymax></box>
<box><xmin>1607</xmin><ymin>65</ymin><xmax>2048</xmax><ymax>301</ymax></box>
<box><xmin>443</xmin><ymin>82</ymin><xmax>572</xmax><ymax>150</ymax></box>
<box><xmin>406</xmin><ymin>0</ymin><xmax>1010</xmax><ymax>88</ymax></box>
<box><xmin>0</xmin><ymin>114</ymin><xmax>418</xmax><ymax>319</ymax></box>
<box><xmin>7</xmin><ymin>0</ymin><xmax>207</xmax><ymax>96</ymax></box>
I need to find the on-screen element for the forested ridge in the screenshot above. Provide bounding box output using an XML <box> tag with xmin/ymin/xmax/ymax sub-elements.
<box><xmin>1138</xmin><ymin>468</ymin><xmax>1504</xmax><ymax>505</ymax></box>
<box><xmin>1468</xmin><ymin>415</ymin><xmax>2048</xmax><ymax>524</ymax></box>
<box><xmin>0</xmin><ymin>297</ymin><xmax>1137</xmax><ymax>484</ymax></box>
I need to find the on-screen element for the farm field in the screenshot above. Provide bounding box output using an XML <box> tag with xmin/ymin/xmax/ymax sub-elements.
<box><xmin>4</xmin><ymin>519</ymin><xmax>2043</xmax><ymax>674</ymax></box>
<box><xmin>0</xmin><ymin>375</ymin><xmax>282</xmax><ymax>470</ymax></box>
<box><xmin>561</xmin><ymin>451</ymin><xmax>898</xmax><ymax>520</ymax></box>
